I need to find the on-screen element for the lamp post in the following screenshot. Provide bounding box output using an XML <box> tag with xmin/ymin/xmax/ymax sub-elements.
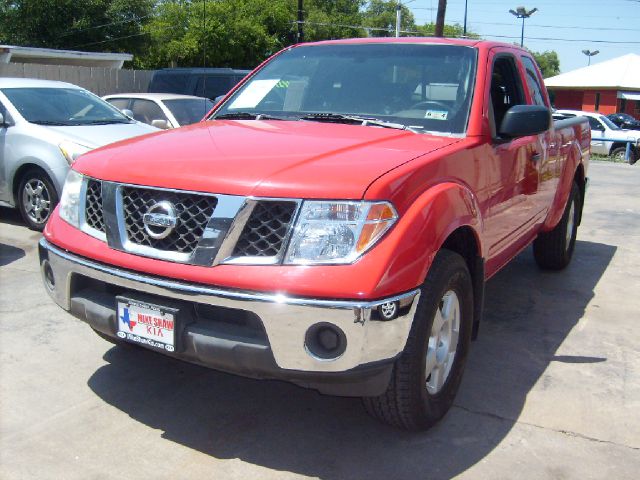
<box><xmin>509</xmin><ymin>6</ymin><xmax>538</xmax><ymax>47</ymax></box>
<box><xmin>582</xmin><ymin>49</ymin><xmax>600</xmax><ymax>66</ymax></box>
<box><xmin>395</xmin><ymin>0</ymin><xmax>416</xmax><ymax>38</ymax></box>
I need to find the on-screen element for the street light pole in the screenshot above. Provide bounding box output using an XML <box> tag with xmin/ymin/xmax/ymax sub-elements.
<box><xmin>396</xmin><ymin>2</ymin><xmax>401</xmax><ymax>37</ymax></box>
<box><xmin>582</xmin><ymin>49</ymin><xmax>600</xmax><ymax>66</ymax></box>
<box><xmin>509</xmin><ymin>6</ymin><xmax>538</xmax><ymax>47</ymax></box>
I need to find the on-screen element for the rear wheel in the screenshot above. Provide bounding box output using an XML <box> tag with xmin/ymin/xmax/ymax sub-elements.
<box><xmin>533</xmin><ymin>181</ymin><xmax>580</xmax><ymax>270</ymax></box>
<box><xmin>18</xmin><ymin>169</ymin><xmax>58</xmax><ymax>231</ymax></box>
<box><xmin>363</xmin><ymin>249</ymin><xmax>473</xmax><ymax>430</ymax></box>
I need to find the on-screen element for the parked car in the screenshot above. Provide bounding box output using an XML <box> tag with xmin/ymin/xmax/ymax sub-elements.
<box><xmin>554</xmin><ymin>109</ymin><xmax>639</xmax><ymax>164</ymax></box>
<box><xmin>0</xmin><ymin>78</ymin><xmax>158</xmax><ymax>230</ymax></box>
<box><xmin>103</xmin><ymin>93</ymin><xmax>214</xmax><ymax>129</ymax></box>
<box><xmin>40</xmin><ymin>39</ymin><xmax>590</xmax><ymax>430</ymax></box>
<box><xmin>147</xmin><ymin>68</ymin><xmax>250</xmax><ymax>101</ymax></box>
<box><xmin>607</xmin><ymin>112</ymin><xmax>640</xmax><ymax>131</ymax></box>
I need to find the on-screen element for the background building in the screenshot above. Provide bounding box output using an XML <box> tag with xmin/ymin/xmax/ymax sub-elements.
<box><xmin>545</xmin><ymin>54</ymin><xmax>640</xmax><ymax>119</ymax></box>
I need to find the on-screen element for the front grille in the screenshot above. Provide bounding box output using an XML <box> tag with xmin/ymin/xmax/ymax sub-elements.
<box><xmin>232</xmin><ymin>201</ymin><xmax>297</xmax><ymax>257</ymax></box>
<box><xmin>121</xmin><ymin>187</ymin><xmax>217</xmax><ymax>254</ymax></box>
<box><xmin>85</xmin><ymin>179</ymin><xmax>105</xmax><ymax>233</ymax></box>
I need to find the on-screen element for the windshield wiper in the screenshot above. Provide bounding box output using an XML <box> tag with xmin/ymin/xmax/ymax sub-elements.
<box><xmin>300</xmin><ymin>113</ymin><xmax>417</xmax><ymax>132</ymax></box>
<box><xmin>214</xmin><ymin>112</ymin><xmax>286</xmax><ymax>121</ymax></box>
<box><xmin>79</xmin><ymin>119</ymin><xmax>132</xmax><ymax>125</ymax></box>
<box><xmin>29</xmin><ymin>120</ymin><xmax>73</xmax><ymax>126</ymax></box>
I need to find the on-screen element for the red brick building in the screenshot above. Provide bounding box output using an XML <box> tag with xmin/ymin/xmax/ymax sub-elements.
<box><xmin>545</xmin><ymin>53</ymin><xmax>640</xmax><ymax>119</ymax></box>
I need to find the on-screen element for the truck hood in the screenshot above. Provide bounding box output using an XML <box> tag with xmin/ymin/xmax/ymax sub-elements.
<box><xmin>74</xmin><ymin>120</ymin><xmax>461</xmax><ymax>199</ymax></box>
<box><xmin>46</xmin><ymin>122</ymin><xmax>158</xmax><ymax>149</ymax></box>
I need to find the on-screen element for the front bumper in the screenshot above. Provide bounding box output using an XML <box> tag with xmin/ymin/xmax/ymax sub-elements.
<box><xmin>39</xmin><ymin>238</ymin><xmax>420</xmax><ymax>396</ymax></box>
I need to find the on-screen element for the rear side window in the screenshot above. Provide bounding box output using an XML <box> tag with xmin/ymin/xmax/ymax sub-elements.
<box><xmin>106</xmin><ymin>98</ymin><xmax>130</xmax><ymax>110</ymax></box>
<box><xmin>521</xmin><ymin>56</ymin><xmax>547</xmax><ymax>107</ymax></box>
<box><xmin>130</xmin><ymin>99</ymin><xmax>167</xmax><ymax>124</ymax></box>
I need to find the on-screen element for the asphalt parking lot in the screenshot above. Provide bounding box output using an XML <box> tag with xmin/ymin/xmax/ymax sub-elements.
<box><xmin>1</xmin><ymin>161</ymin><xmax>639</xmax><ymax>479</ymax></box>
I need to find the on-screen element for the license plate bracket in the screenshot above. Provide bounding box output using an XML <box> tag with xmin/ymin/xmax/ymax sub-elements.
<box><xmin>116</xmin><ymin>296</ymin><xmax>179</xmax><ymax>353</ymax></box>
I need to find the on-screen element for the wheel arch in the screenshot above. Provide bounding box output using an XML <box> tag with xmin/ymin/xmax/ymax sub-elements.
<box><xmin>12</xmin><ymin>162</ymin><xmax>58</xmax><ymax>205</ymax></box>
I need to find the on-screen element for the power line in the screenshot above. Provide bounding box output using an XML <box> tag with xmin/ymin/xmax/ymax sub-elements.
<box><xmin>60</xmin><ymin>14</ymin><xmax>154</xmax><ymax>37</ymax></box>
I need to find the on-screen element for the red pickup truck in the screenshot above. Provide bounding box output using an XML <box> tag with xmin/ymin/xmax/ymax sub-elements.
<box><xmin>39</xmin><ymin>38</ymin><xmax>590</xmax><ymax>430</ymax></box>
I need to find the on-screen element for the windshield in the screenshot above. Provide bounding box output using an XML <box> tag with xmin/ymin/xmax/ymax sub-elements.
<box><xmin>600</xmin><ymin>115</ymin><xmax>621</xmax><ymax>130</ymax></box>
<box><xmin>1</xmin><ymin>87</ymin><xmax>131</xmax><ymax>126</ymax></box>
<box><xmin>212</xmin><ymin>44</ymin><xmax>477</xmax><ymax>135</ymax></box>
<box><xmin>163</xmin><ymin>98</ymin><xmax>214</xmax><ymax>125</ymax></box>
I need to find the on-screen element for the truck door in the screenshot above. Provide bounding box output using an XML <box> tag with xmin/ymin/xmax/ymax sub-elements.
<box><xmin>484</xmin><ymin>51</ymin><xmax>545</xmax><ymax>272</ymax></box>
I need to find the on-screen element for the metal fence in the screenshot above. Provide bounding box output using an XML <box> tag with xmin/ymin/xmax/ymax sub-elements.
<box><xmin>0</xmin><ymin>63</ymin><xmax>153</xmax><ymax>96</ymax></box>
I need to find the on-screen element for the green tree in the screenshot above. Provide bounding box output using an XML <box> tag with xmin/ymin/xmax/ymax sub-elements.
<box><xmin>363</xmin><ymin>0</ymin><xmax>416</xmax><ymax>37</ymax></box>
<box><xmin>0</xmin><ymin>0</ymin><xmax>154</xmax><ymax>56</ymax></box>
<box><xmin>303</xmin><ymin>0</ymin><xmax>366</xmax><ymax>41</ymax></box>
<box><xmin>531</xmin><ymin>50</ymin><xmax>560</xmax><ymax>78</ymax></box>
<box><xmin>142</xmin><ymin>0</ymin><xmax>295</xmax><ymax>69</ymax></box>
<box><xmin>415</xmin><ymin>22</ymin><xmax>479</xmax><ymax>39</ymax></box>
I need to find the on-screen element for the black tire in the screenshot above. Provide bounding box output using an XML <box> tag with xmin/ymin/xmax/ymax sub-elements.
<box><xmin>363</xmin><ymin>249</ymin><xmax>474</xmax><ymax>430</ymax></box>
<box><xmin>611</xmin><ymin>147</ymin><xmax>637</xmax><ymax>165</ymax></box>
<box><xmin>17</xmin><ymin>169</ymin><xmax>58</xmax><ymax>231</ymax></box>
<box><xmin>533</xmin><ymin>181</ymin><xmax>580</xmax><ymax>270</ymax></box>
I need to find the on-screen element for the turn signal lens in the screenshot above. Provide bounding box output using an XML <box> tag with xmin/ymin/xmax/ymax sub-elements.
<box><xmin>356</xmin><ymin>203</ymin><xmax>397</xmax><ymax>253</ymax></box>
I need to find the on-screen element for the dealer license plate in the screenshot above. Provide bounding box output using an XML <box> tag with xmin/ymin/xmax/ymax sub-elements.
<box><xmin>117</xmin><ymin>299</ymin><xmax>176</xmax><ymax>352</ymax></box>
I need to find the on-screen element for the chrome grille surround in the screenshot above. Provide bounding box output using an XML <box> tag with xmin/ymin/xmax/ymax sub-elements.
<box><xmin>79</xmin><ymin>178</ymin><xmax>302</xmax><ymax>266</ymax></box>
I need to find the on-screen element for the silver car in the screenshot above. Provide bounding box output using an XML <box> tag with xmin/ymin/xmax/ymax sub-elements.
<box><xmin>0</xmin><ymin>78</ymin><xmax>158</xmax><ymax>230</ymax></box>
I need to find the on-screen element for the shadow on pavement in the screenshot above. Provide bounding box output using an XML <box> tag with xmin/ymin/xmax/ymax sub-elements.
<box><xmin>0</xmin><ymin>206</ymin><xmax>26</xmax><ymax>227</ymax></box>
<box><xmin>0</xmin><ymin>242</ymin><xmax>26</xmax><ymax>266</ymax></box>
<box><xmin>87</xmin><ymin>240</ymin><xmax>616</xmax><ymax>479</ymax></box>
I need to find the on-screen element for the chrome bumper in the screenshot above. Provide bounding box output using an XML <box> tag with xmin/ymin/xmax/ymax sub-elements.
<box><xmin>39</xmin><ymin>238</ymin><xmax>420</xmax><ymax>373</ymax></box>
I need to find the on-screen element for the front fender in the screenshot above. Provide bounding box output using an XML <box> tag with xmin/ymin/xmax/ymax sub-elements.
<box><xmin>376</xmin><ymin>181</ymin><xmax>484</xmax><ymax>292</ymax></box>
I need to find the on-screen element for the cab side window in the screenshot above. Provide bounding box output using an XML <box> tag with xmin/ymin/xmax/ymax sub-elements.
<box><xmin>490</xmin><ymin>55</ymin><xmax>526</xmax><ymax>136</ymax></box>
<box><xmin>521</xmin><ymin>56</ymin><xmax>547</xmax><ymax>107</ymax></box>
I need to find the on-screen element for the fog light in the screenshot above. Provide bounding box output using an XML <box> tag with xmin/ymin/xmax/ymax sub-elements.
<box><xmin>305</xmin><ymin>323</ymin><xmax>347</xmax><ymax>361</ymax></box>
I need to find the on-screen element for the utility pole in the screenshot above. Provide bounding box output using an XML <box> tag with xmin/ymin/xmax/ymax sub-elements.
<box><xmin>509</xmin><ymin>6</ymin><xmax>538</xmax><ymax>47</ymax></box>
<box><xmin>435</xmin><ymin>0</ymin><xmax>447</xmax><ymax>37</ymax></box>
<box><xmin>463</xmin><ymin>0</ymin><xmax>468</xmax><ymax>37</ymax></box>
<box><xmin>297</xmin><ymin>0</ymin><xmax>304</xmax><ymax>43</ymax></box>
<box><xmin>395</xmin><ymin>2</ymin><xmax>402</xmax><ymax>38</ymax></box>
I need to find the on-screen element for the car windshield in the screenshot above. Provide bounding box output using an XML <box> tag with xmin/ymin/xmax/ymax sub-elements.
<box><xmin>600</xmin><ymin>115</ymin><xmax>621</xmax><ymax>130</ymax></box>
<box><xmin>163</xmin><ymin>98</ymin><xmax>214</xmax><ymax>125</ymax></box>
<box><xmin>1</xmin><ymin>87</ymin><xmax>131</xmax><ymax>126</ymax></box>
<box><xmin>212</xmin><ymin>44</ymin><xmax>477</xmax><ymax>135</ymax></box>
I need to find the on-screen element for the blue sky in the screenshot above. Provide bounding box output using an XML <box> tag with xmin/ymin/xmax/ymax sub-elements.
<box><xmin>407</xmin><ymin>0</ymin><xmax>640</xmax><ymax>74</ymax></box>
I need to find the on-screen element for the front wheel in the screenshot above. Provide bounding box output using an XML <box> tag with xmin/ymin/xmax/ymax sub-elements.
<box><xmin>18</xmin><ymin>169</ymin><xmax>58</xmax><ymax>231</ymax></box>
<box><xmin>363</xmin><ymin>249</ymin><xmax>474</xmax><ymax>430</ymax></box>
<box><xmin>611</xmin><ymin>146</ymin><xmax>637</xmax><ymax>165</ymax></box>
<box><xmin>533</xmin><ymin>181</ymin><xmax>580</xmax><ymax>270</ymax></box>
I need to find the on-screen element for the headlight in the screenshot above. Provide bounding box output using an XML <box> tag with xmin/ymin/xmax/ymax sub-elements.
<box><xmin>284</xmin><ymin>201</ymin><xmax>397</xmax><ymax>264</ymax></box>
<box><xmin>59</xmin><ymin>141</ymin><xmax>91</xmax><ymax>165</ymax></box>
<box><xmin>59</xmin><ymin>170</ymin><xmax>84</xmax><ymax>228</ymax></box>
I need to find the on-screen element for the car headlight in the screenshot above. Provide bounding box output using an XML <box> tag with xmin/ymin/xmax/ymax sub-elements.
<box><xmin>58</xmin><ymin>170</ymin><xmax>84</xmax><ymax>228</ymax></box>
<box><xmin>284</xmin><ymin>201</ymin><xmax>397</xmax><ymax>265</ymax></box>
<box><xmin>59</xmin><ymin>141</ymin><xmax>91</xmax><ymax>165</ymax></box>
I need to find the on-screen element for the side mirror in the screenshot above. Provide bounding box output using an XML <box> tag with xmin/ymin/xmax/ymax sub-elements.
<box><xmin>121</xmin><ymin>109</ymin><xmax>134</xmax><ymax>118</ymax></box>
<box><xmin>499</xmin><ymin>105</ymin><xmax>551</xmax><ymax>138</ymax></box>
<box><xmin>151</xmin><ymin>119</ymin><xmax>170</xmax><ymax>129</ymax></box>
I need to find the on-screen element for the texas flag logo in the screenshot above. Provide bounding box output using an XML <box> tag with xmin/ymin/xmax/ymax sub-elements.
<box><xmin>120</xmin><ymin>307</ymin><xmax>137</xmax><ymax>331</ymax></box>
